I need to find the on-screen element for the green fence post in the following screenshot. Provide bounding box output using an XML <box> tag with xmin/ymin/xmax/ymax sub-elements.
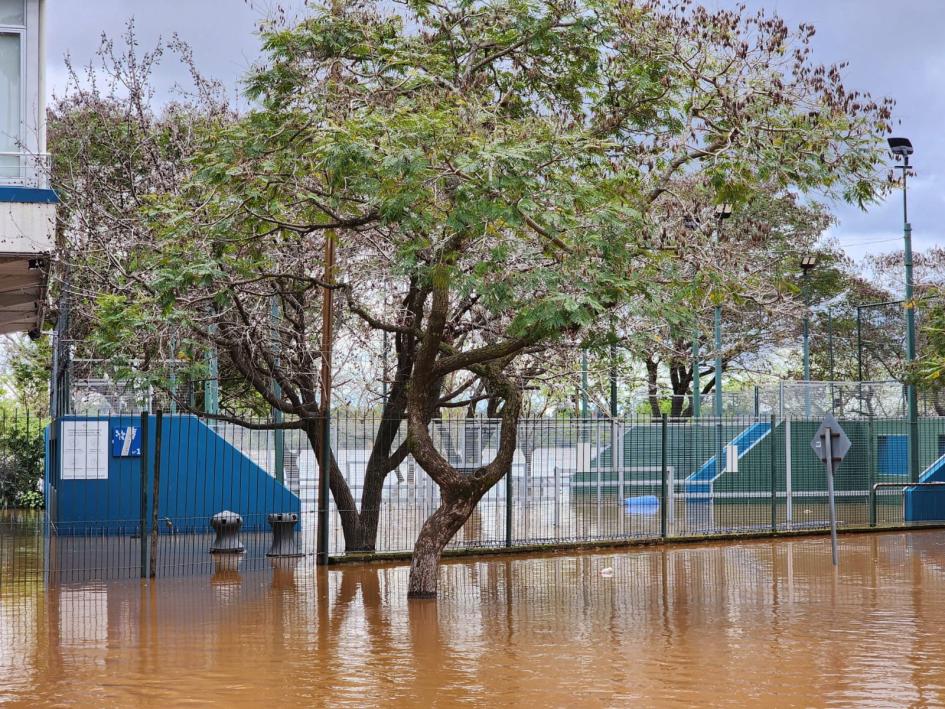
<box><xmin>867</xmin><ymin>417</ymin><xmax>875</xmax><ymax>525</ymax></box>
<box><xmin>505</xmin><ymin>465</ymin><xmax>513</xmax><ymax>548</ymax></box>
<box><xmin>149</xmin><ymin>410</ymin><xmax>163</xmax><ymax>579</ymax></box>
<box><xmin>869</xmin><ymin>484</ymin><xmax>877</xmax><ymax>528</ymax></box>
<box><xmin>770</xmin><ymin>414</ymin><xmax>777</xmax><ymax>532</ymax></box>
<box><xmin>139</xmin><ymin>412</ymin><xmax>149</xmax><ymax>579</ymax></box>
<box><xmin>661</xmin><ymin>414</ymin><xmax>668</xmax><ymax>539</ymax></box>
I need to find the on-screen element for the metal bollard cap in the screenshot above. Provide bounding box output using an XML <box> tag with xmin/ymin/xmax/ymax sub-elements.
<box><xmin>267</xmin><ymin>512</ymin><xmax>299</xmax><ymax>524</ymax></box>
<box><xmin>210</xmin><ymin>510</ymin><xmax>243</xmax><ymax>529</ymax></box>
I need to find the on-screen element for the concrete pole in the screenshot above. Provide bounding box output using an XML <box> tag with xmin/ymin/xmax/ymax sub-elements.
<box><xmin>901</xmin><ymin>155</ymin><xmax>920</xmax><ymax>482</ymax></box>
<box><xmin>271</xmin><ymin>297</ymin><xmax>284</xmax><ymax>485</ymax></box>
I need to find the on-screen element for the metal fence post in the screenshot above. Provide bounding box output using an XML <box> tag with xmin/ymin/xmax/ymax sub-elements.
<box><xmin>785</xmin><ymin>417</ymin><xmax>793</xmax><ymax>525</ymax></box>
<box><xmin>770</xmin><ymin>414</ymin><xmax>777</xmax><ymax>532</ymax></box>
<box><xmin>505</xmin><ymin>464</ymin><xmax>513</xmax><ymax>548</ymax></box>
<box><xmin>139</xmin><ymin>412</ymin><xmax>149</xmax><ymax>579</ymax></box>
<box><xmin>317</xmin><ymin>413</ymin><xmax>331</xmax><ymax>566</ymax></box>
<box><xmin>869</xmin><ymin>483</ymin><xmax>877</xmax><ymax>528</ymax></box>
<box><xmin>149</xmin><ymin>410</ymin><xmax>163</xmax><ymax>579</ymax></box>
<box><xmin>867</xmin><ymin>417</ymin><xmax>875</xmax><ymax>525</ymax></box>
<box><xmin>660</xmin><ymin>414</ymin><xmax>668</xmax><ymax>539</ymax></box>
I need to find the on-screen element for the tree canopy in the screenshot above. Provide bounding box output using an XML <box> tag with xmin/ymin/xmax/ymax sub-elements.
<box><xmin>54</xmin><ymin>0</ymin><xmax>895</xmax><ymax>596</ymax></box>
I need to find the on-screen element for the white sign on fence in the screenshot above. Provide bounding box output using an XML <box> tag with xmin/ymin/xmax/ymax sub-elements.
<box><xmin>810</xmin><ymin>413</ymin><xmax>851</xmax><ymax>464</ymax></box>
<box><xmin>61</xmin><ymin>421</ymin><xmax>109</xmax><ymax>480</ymax></box>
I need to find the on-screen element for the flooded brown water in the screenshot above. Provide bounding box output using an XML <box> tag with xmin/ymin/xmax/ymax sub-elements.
<box><xmin>5</xmin><ymin>524</ymin><xmax>945</xmax><ymax>707</ymax></box>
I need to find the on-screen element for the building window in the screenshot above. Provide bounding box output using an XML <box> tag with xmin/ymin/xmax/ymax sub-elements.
<box><xmin>0</xmin><ymin>33</ymin><xmax>21</xmax><ymax>169</ymax></box>
<box><xmin>0</xmin><ymin>0</ymin><xmax>24</xmax><ymax>26</ymax></box>
<box><xmin>877</xmin><ymin>435</ymin><xmax>908</xmax><ymax>476</ymax></box>
<box><xmin>0</xmin><ymin>0</ymin><xmax>23</xmax><ymax>182</ymax></box>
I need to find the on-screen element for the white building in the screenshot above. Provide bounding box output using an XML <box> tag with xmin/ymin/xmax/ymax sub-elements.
<box><xmin>0</xmin><ymin>0</ymin><xmax>55</xmax><ymax>336</ymax></box>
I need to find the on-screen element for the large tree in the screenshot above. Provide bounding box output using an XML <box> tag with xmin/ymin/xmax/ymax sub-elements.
<box><xmin>620</xmin><ymin>183</ymin><xmax>835</xmax><ymax>417</ymax></box>
<box><xmin>66</xmin><ymin>0</ymin><xmax>892</xmax><ymax>596</ymax></box>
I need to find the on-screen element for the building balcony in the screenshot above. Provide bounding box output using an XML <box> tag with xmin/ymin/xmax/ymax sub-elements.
<box><xmin>0</xmin><ymin>151</ymin><xmax>57</xmax><ymax>335</ymax></box>
<box><xmin>0</xmin><ymin>151</ymin><xmax>53</xmax><ymax>189</ymax></box>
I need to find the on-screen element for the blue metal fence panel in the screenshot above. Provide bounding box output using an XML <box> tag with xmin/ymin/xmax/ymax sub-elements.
<box><xmin>877</xmin><ymin>435</ymin><xmax>908</xmax><ymax>476</ymax></box>
<box><xmin>47</xmin><ymin>414</ymin><xmax>299</xmax><ymax>535</ymax></box>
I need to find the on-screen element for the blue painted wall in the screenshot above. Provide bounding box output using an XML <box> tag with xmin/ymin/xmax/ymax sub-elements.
<box><xmin>0</xmin><ymin>185</ymin><xmax>59</xmax><ymax>203</ymax></box>
<box><xmin>46</xmin><ymin>414</ymin><xmax>299</xmax><ymax>535</ymax></box>
<box><xmin>904</xmin><ymin>455</ymin><xmax>945</xmax><ymax>522</ymax></box>
<box><xmin>877</xmin><ymin>435</ymin><xmax>909</xmax><ymax>476</ymax></box>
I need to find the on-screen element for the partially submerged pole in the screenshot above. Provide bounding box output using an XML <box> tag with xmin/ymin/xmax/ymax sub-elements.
<box><xmin>824</xmin><ymin>427</ymin><xmax>838</xmax><ymax>566</ymax></box>
<box><xmin>317</xmin><ymin>230</ymin><xmax>336</xmax><ymax>566</ymax></box>
<box><xmin>149</xmin><ymin>410</ymin><xmax>164</xmax><ymax>578</ymax></box>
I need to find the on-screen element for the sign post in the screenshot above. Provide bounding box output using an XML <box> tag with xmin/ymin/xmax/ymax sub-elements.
<box><xmin>811</xmin><ymin>413</ymin><xmax>851</xmax><ymax>566</ymax></box>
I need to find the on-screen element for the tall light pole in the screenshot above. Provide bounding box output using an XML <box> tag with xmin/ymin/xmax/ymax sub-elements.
<box><xmin>317</xmin><ymin>230</ymin><xmax>336</xmax><ymax>566</ymax></box>
<box><xmin>271</xmin><ymin>297</ymin><xmax>284</xmax><ymax>485</ymax></box>
<box><xmin>713</xmin><ymin>203</ymin><xmax>732</xmax><ymax>483</ymax></box>
<box><xmin>800</xmin><ymin>255</ymin><xmax>817</xmax><ymax>417</ymax></box>
<box><xmin>888</xmin><ymin>136</ymin><xmax>919</xmax><ymax>481</ymax></box>
<box><xmin>581</xmin><ymin>348</ymin><xmax>589</xmax><ymax>419</ymax></box>
<box><xmin>205</xmin><ymin>328</ymin><xmax>219</xmax><ymax>415</ymax></box>
<box><xmin>609</xmin><ymin>334</ymin><xmax>618</xmax><ymax>418</ymax></box>
<box><xmin>713</xmin><ymin>203</ymin><xmax>733</xmax><ymax>419</ymax></box>
<box><xmin>684</xmin><ymin>215</ymin><xmax>701</xmax><ymax>417</ymax></box>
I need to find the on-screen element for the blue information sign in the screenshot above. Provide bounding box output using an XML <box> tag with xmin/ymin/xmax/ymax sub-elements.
<box><xmin>112</xmin><ymin>425</ymin><xmax>142</xmax><ymax>457</ymax></box>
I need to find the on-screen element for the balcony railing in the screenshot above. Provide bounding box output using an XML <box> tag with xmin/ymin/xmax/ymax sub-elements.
<box><xmin>0</xmin><ymin>152</ymin><xmax>53</xmax><ymax>190</ymax></box>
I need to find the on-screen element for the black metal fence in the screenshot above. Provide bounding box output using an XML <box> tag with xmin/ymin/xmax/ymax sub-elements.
<box><xmin>7</xmin><ymin>410</ymin><xmax>945</xmax><ymax>584</ymax></box>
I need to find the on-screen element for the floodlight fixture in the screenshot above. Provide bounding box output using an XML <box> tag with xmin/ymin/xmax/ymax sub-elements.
<box><xmin>887</xmin><ymin>137</ymin><xmax>913</xmax><ymax>158</ymax></box>
<box><xmin>800</xmin><ymin>255</ymin><xmax>818</xmax><ymax>272</ymax></box>
<box><xmin>714</xmin><ymin>203</ymin><xmax>733</xmax><ymax>220</ymax></box>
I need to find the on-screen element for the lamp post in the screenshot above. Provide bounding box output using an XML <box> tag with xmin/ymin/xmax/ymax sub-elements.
<box><xmin>713</xmin><ymin>203</ymin><xmax>732</xmax><ymax>483</ymax></box>
<box><xmin>800</xmin><ymin>255</ymin><xmax>817</xmax><ymax>417</ymax></box>
<box><xmin>271</xmin><ymin>297</ymin><xmax>284</xmax><ymax>485</ymax></box>
<box><xmin>713</xmin><ymin>203</ymin><xmax>733</xmax><ymax>420</ymax></box>
<box><xmin>317</xmin><ymin>230</ymin><xmax>336</xmax><ymax>566</ymax></box>
<box><xmin>684</xmin><ymin>214</ymin><xmax>701</xmax><ymax>417</ymax></box>
<box><xmin>888</xmin><ymin>136</ymin><xmax>919</xmax><ymax>482</ymax></box>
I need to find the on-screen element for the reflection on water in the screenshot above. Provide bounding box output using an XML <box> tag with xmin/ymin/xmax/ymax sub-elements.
<box><xmin>24</xmin><ymin>496</ymin><xmax>910</xmax><ymax>585</ymax></box>
<box><xmin>4</xmin><ymin>525</ymin><xmax>945</xmax><ymax>706</ymax></box>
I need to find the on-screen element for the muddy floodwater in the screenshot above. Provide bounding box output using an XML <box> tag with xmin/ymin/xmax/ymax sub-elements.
<box><xmin>4</xmin><ymin>525</ymin><xmax>945</xmax><ymax>706</ymax></box>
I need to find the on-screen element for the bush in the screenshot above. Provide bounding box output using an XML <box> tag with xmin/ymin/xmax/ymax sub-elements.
<box><xmin>14</xmin><ymin>489</ymin><xmax>44</xmax><ymax>509</ymax></box>
<box><xmin>0</xmin><ymin>414</ymin><xmax>46</xmax><ymax>510</ymax></box>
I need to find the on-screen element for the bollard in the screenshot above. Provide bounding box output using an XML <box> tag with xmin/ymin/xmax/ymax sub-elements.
<box><xmin>266</xmin><ymin>512</ymin><xmax>303</xmax><ymax>557</ymax></box>
<box><xmin>210</xmin><ymin>510</ymin><xmax>245</xmax><ymax>554</ymax></box>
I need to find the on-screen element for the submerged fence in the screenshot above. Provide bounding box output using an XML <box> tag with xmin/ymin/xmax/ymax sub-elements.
<box><xmin>16</xmin><ymin>411</ymin><xmax>945</xmax><ymax>583</ymax></box>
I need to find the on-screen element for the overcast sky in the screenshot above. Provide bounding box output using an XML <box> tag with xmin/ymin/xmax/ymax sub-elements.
<box><xmin>45</xmin><ymin>0</ymin><xmax>945</xmax><ymax>265</ymax></box>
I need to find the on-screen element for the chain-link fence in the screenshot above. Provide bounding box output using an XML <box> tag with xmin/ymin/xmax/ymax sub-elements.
<box><xmin>23</xmin><ymin>409</ymin><xmax>945</xmax><ymax>584</ymax></box>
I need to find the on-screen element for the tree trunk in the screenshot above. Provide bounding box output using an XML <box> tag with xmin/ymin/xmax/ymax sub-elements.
<box><xmin>668</xmin><ymin>361</ymin><xmax>693</xmax><ymax>418</ymax></box>
<box><xmin>303</xmin><ymin>419</ymin><xmax>360</xmax><ymax>547</ymax></box>
<box><xmin>407</xmin><ymin>491</ymin><xmax>479</xmax><ymax>598</ymax></box>
<box><xmin>645</xmin><ymin>357</ymin><xmax>661</xmax><ymax>419</ymax></box>
<box><xmin>353</xmin><ymin>412</ymin><xmax>409</xmax><ymax>552</ymax></box>
<box><xmin>353</xmin><ymin>465</ymin><xmax>388</xmax><ymax>551</ymax></box>
<box><xmin>403</xmin><ymin>277</ymin><xmax>523</xmax><ymax>600</ymax></box>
